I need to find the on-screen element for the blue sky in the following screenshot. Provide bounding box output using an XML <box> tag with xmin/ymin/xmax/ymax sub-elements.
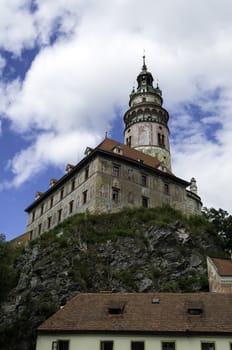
<box><xmin>1</xmin><ymin>0</ymin><xmax>232</xmax><ymax>241</ymax></box>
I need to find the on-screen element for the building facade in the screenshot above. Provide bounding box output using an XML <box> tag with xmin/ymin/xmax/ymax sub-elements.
<box><xmin>25</xmin><ymin>58</ymin><xmax>202</xmax><ymax>240</ymax></box>
<box><xmin>36</xmin><ymin>292</ymin><xmax>232</xmax><ymax>350</ymax></box>
<box><xmin>207</xmin><ymin>257</ymin><xmax>232</xmax><ymax>293</ymax></box>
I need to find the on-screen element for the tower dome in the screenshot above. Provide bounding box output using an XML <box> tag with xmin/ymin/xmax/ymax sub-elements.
<box><xmin>124</xmin><ymin>57</ymin><xmax>171</xmax><ymax>171</ymax></box>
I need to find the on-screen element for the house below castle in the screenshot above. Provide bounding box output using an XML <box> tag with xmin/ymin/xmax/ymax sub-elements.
<box><xmin>25</xmin><ymin>57</ymin><xmax>202</xmax><ymax>240</ymax></box>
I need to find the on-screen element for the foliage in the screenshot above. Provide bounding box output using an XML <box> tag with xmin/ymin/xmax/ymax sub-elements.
<box><xmin>202</xmin><ymin>207</ymin><xmax>232</xmax><ymax>250</ymax></box>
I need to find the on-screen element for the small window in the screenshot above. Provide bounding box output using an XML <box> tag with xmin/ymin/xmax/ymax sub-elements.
<box><xmin>52</xmin><ymin>340</ymin><xmax>69</xmax><ymax>350</ymax></box>
<box><xmin>85</xmin><ymin>167</ymin><xmax>89</xmax><ymax>180</ymax></box>
<box><xmin>112</xmin><ymin>188</ymin><xmax>120</xmax><ymax>202</ymax></box>
<box><xmin>164</xmin><ymin>183</ymin><xmax>169</xmax><ymax>194</ymax></box>
<box><xmin>69</xmin><ymin>200</ymin><xmax>74</xmax><ymax>214</ymax></box>
<box><xmin>47</xmin><ymin>216</ymin><xmax>52</xmax><ymax>229</ymax></box>
<box><xmin>38</xmin><ymin>224</ymin><xmax>42</xmax><ymax>235</ymax></box>
<box><xmin>201</xmin><ymin>343</ymin><xmax>215</xmax><ymax>350</ymax></box>
<box><xmin>50</xmin><ymin>196</ymin><xmax>54</xmax><ymax>208</ymax></box>
<box><xmin>57</xmin><ymin>209</ymin><xmax>62</xmax><ymax>223</ymax></box>
<box><xmin>162</xmin><ymin>342</ymin><xmax>175</xmax><ymax>350</ymax></box>
<box><xmin>131</xmin><ymin>341</ymin><xmax>144</xmax><ymax>350</ymax></box>
<box><xmin>126</xmin><ymin>136</ymin><xmax>132</xmax><ymax>147</ymax></box>
<box><xmin>32</xmin><ymin>211</ymin><xmax>35</xmax><ymax>222</ymax></box>
<box><xmin>40</xmin><ymin>204</ymin><xmax>44</xmax><ymax>215</ymax></box>
<box><xmin>71</xmin><ymin>179</ymin><xmax>75</xmax><ymax>191</ymax></box>
<box><xmin>141</xmin><ymin>174</ymin><xmax>147</xmax><ymax>187</ymax></box>
<box><xmin>188</xmin><ymin>308</ymin><xmax>203</xmax><ymax>315</ymax></box>
<box><xmin>113</xmin><ymin>165</ymin><xmax>120</xmax><ymax>177</ymax></box>
<box><xmin>29</xmin><ymin>230</ymin><xmax>33</xmax><ymax>240</ymax></box>
<box><xmin>60</xmin><ymin>188</ymin><xmax>64</xmax><ymax>200</ymax></box>
<box><xmin>142</xmin><ymin>196</ymin><xmax>149</xmax><ymax>208</ymax></box>
<box><xmin>82</xmin><ymin>190</ymin><xmax>88</xmax><ymax>204</ymax></box>
<box><xmin>100</xmin><ymin>341</ymin><xmax>113</xmax><ymax>350</ymax></box>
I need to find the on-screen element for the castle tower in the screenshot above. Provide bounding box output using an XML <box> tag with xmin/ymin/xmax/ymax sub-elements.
<box><xmin>124</xmin><ymin>56</ymin><xmax>171</xmax><ymax>171</ymax></box>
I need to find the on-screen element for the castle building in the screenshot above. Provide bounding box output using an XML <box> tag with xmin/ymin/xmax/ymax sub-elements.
<box><xmin>25</xmin><ymin>58</ymin><xmax>202</xmax><ymax>240</ymax></box>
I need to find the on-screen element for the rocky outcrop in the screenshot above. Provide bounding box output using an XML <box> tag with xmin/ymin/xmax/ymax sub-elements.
<box><xmin>0</xmin><ymin>208</ymin><xmax>226</xmax><ymax>350</ymax></box>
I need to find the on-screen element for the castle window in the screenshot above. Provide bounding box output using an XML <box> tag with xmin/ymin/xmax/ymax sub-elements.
<box><xmin>71</xmin><ymin>179</ymin><xmax>75</xmax><ymax>191</ymax></box>
<box><xmin>40</xmin><ymin>203</ymin><xmax>44</xmax><ymax>216</ymax></box>
<box><xmin>38</xmin><ymin>224</ymin><xmax>42</xmax><ymax>235</ymax></box>
<box><xmin>164</xmin><ymin>183</ymin><xmax>169</xmax><ymax>195</ymax></box>
<box><xmin>82</xmin><ymin>190</ymin><xmax>88</xmax><ymax>204</ymax></box>
<box><xmin>162</xmin><ymin>342</ymin><xmax>175</xmax><ymax>350</ymax></box>
<box><xmin>141</xmin><ymin>174</ymin><xmax>147</xmax><ymax>187</ymax></box>
<box><xmin>29</xmin><ymin>230</ymin><xmax>33</xmax><ymax>240</ymax></box>
<box><xmin>32</xmin><ymin>211</ymin><xmax>35</xmax><ymax>222</ymax></box>
<box><xmin>113</xmin><ymin>165</ymin><xmax>120</xmax><ymax>177</ymax></box>
<box><xmin>69</xmin><ymin>200</ymin><xmax>74</xmax><ymax>214</ymax></box>
<box><xmin>50</xmin><ymin>196</ymin><xmax>54</xmax><ymax>208</ymax></box>
<box><xmin>112</xmin><ymin>187</ymin><xmax>120</xmax><ymax>202</ymax></box>
<box><xmin>85</xmin><ymin>166</ymin><xmax>89</xmax><ymax>180</ymax></box>
<box><xmin>57</xmin><ymin>209</ymin><xmax>62</xmax><ymax>223</ymax></box>
<box><xmin>52</xmin><ymin>340</ymin><xmax>69</xmax><ymax>350</ymax></box>
<box><xmin>131</xmin><ymin>341</ymin><xmax>144</xmax><ymax>350</ymax></box>
<box><xmin>60</xmin><ymin>188</ymin><xmax>64</xmax><ymax>200</ymax></box>
<box><xmin>142</xmin><ymin>196</ymin><xmax>149</xmax><ymax>208</ymax></box>
<box><xmin>100</xmin><ymin>341</ymin><xmax>113</xmax><ymax>350</ymax></box>
<box><xmin>201</xmin><ymin>343</ymin><xmax>215</xmax><ymax>350</ymax></box>
<box><xmin>47</xmin><ymin>216</ymin><xmax>52</xmax><ymax>229</ymax></box>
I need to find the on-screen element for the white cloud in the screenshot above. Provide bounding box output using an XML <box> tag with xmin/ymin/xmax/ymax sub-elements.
<box><xmin>1</xmin><ymin>0</ymin><xmax>232</xmax><ymax>213</ymax></box>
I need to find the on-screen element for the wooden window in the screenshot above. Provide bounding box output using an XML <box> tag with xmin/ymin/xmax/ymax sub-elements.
<box><xmin>131</xmin><ymin>341</ymin><xmax>144</xmax><ymax>350</ymax></box>
<box><xmin>47</xmin><ymin>216</ymin><xmax>52</xmax><ymax>229</ymax></box>
<box><xmin>100</xmin><ymin>341</ymin><xmax>114</xmax><ymax>350</ymax></box>
<box><xmin>141</xmin><ymin>174</ymin><xmax>147</xmax><ymax>187</ymax></box>
<box><xmin>69</xmin><ymin>200</ymin><xmax>74</xmax><ymax>214</ymax></box>
<box><xmin>201</xmin><ymin>343</ymin><xmax>215</xmax><ymax>350</ymax></box>
<box><xmin>82</xmin><ymin>190</ymin><xmax>88</xmax><ymax>204</ymax></box>
<box><xmin>162</xmin><ymin>342</ymin><xmax>175</xmax><ymax>350</ymax></box>
<box><xmin>112</xmin><ymin>188</ymin><xmax>120</xmax><ymax>202</ymax></box>
<box><xmin>113</xmin><ymin>165</ymin><xmax>120</xmax><ymax>177</ymax></box>
<box><xmin>142</xmin><ymin>196</ymin><xmax>149</xmax><ymax>208</ymax></box>
<box><xmin>57</xmin><ymin>209</ymin><xmax>62</xmax><ymax>223</ymax></box>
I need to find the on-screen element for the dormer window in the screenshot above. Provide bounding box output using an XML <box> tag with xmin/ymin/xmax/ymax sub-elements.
<box><xmin>108</xmin><ymin>301</ymin><xmax>125</xmax><ymax>315</ymax></box>
<box><xmin>188</xmin><ymin>308</ymin><xmax>203</xmax><ymax>315</ymax></box>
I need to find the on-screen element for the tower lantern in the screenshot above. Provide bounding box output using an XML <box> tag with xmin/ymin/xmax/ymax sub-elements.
<box><xmin>124</xmin><ymin>57</ymin><xmax>171</xmax><ymax>171</ymax></box>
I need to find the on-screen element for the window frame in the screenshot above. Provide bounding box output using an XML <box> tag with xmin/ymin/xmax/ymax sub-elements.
<box><xmin>100</xmin><ymin>340</ymin><xmax>114</xmax><ymax>350</ymax></box>
<box><xmin>69</xmin><ymin>200</ymin><xmax>74</xmax><ymax>214</ymax></box>
<box><xmin>141</xmin><ymin>174</ymin><xmax>147</xmax><ymax>187</ymax></box>
<box><xmin>112</xmin><ymin>187</ymin><xmax>120</xmax><ymax>203</ymax></box>
<box><xmin>82</xmin><ymin>190</ymin><xmax>88</xmax><ymax>204</ymax></box>
<box><xmin>131</xmin><ymin>341</ymin><xmax>144</xmax><ymax>350</ymax></box>
<box><xmin>161</xmin><ymin>341</ymin><xmax>176</xmax><ymax>350</ymax></box>
<box><xmin>201</xmin><ymin>342</ymin><xmax>215</xmax><ymax>350</ymax></box>
<box><xmin>113</xmin><ymin>164</ymin><xmax>120</xmax><ymax>177</ymax></box>
<box><xmin>57</xmin><ymin>209</ymin><xmax>62</xmax><ymax>223</ymax></box>
<box><xmin>52</xmin><ymin>340</ymin><xmax>69</xmax><ymax>350</ymax></box>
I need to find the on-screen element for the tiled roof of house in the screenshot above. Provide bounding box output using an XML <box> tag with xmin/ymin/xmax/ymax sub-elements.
<box><xmin>211</xmin><ymin>257</ymin><xmax>232</xmax><ymax>276</ymax></box>
<box><xmin>38</xmin><ymin>292</ymin><xmax>232</xmax><ymax>334</ymax></box>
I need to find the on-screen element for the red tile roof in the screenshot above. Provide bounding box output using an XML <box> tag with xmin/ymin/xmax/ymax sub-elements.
<box><xmin>38</xmin><ymin>292</ymin><xmax>232</xmax><ymax>334</ymax></box>
<box><xmin>211</xmin><ymin>258</ymin><xmax>232</xmax><ymax>276</ymax></box>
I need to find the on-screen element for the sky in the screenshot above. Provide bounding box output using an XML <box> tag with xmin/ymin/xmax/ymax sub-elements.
<box><xmin>1</xmin><ymin>0</ymin><xmax>232</xmax><ymax>241</ymax></box>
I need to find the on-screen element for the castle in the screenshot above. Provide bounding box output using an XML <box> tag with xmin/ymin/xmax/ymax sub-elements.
<box><xmin>25</xmin><ymin>57</ymin><xmax>202</xmax><ymax>240</ymax></box>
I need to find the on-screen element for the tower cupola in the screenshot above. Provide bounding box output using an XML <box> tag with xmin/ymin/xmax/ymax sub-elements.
<box><xmin>124</xmin><ymin>57</ymin><xmax>171</xmax><ymax>171</ymax></box>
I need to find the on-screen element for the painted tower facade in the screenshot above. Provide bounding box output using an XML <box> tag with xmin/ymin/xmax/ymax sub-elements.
<box><xmin>124</xmin><ymin>57</ymin><xmax>171</xmax><ymax>171</ymax></box>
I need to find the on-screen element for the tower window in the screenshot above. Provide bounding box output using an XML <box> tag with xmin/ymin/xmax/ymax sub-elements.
<box><xmin>126</xmin><ymin>136</ymin><xmax>132</xmax><ymax>147</ymax></box>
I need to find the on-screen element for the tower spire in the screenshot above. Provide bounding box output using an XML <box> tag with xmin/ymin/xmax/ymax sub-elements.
<box><xmin>142</xmin><ymin>54</ymin><xmax>147</xmax><ymax>72</ymax></box>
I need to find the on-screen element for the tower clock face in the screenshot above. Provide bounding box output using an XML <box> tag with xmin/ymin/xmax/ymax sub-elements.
<box><xmin>142</xmin><ymin>80</ymin><xmax>146</xmax><ymax>85</ymax></box>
